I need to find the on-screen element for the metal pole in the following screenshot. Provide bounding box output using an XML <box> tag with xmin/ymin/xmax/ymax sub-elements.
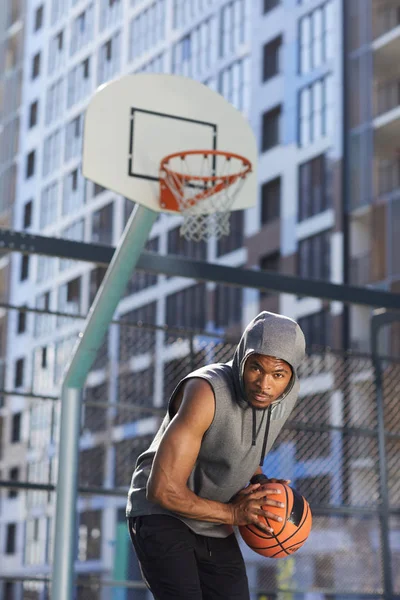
<box><xmin>51</xmin><ymin>387</ymin><xmax>82</xmax><ymax>598</ymax></box>
<box><xmin>371</xmin><ymin>310</ymin><xmax>395</xmax><ymax>600</ymax></box>
<box><xmin>51</xmin><ymin>204</ymin><xmax>158</xmax><ymax>600</ymax></box>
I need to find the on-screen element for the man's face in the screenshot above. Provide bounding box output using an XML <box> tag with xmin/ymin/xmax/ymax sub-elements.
<box><xmin>243</xmin><ymin>353</ymin><xmax>292</xmax><ymax>409</ymax></box>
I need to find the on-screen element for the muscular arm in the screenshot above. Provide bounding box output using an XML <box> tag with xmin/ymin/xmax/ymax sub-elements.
<box><xmin>147</xmin><ymin>378</ymin><xmax>235</xmax><ymax>525</ymax></box>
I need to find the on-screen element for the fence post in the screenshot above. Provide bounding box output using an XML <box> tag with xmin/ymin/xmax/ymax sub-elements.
<box><xmin>371</xmin><ymin>310</ymin><xmax>398</xmax><ymax>600</ymax></box>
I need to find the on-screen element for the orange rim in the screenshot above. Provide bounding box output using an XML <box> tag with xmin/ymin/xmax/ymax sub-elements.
<box><xmin>160</xmin><ymin>149</ymin><xmax>252</xmax><ymax>182</ymax></box>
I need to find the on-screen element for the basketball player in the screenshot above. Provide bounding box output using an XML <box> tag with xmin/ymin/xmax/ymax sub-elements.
<box><xmin>126</xmin><ymin>311</ymin><xmax>306</xmax><ymax>599</ymax></box>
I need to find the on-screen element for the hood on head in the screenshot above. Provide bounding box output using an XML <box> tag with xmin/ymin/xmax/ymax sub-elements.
<box><xmin>232</xmin><ymin>311</ymin><xmax>306</xmax><ymax>408</ymax></box>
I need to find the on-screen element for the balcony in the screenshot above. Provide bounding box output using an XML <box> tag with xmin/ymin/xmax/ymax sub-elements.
<box><xmin>374</xmin><ymin>75</ymin><xmax>400</xmax><ymax>116</ymax></box>
<box><xmin>373</xmin><ymin>80</ymin><xmax>400</xmax><ymax>152</ymax></box>
<box><xmin>372</xmin><ymin>3</ymin><xmax>400</xmax><ymax>89</ymax></box>
<box><xmin>372</xmin><ymin>1</ymin><xmax>400</xmax><ymax>41</ymax></box>
<box><xmin>375</xmin><ymin>156</ymin><xmax>400</xmax><ymax>197</ymax></box>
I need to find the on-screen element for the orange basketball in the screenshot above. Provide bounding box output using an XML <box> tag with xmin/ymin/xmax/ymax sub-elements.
<box><xmin>239</xmin><ymin>482</ymin><xmax>312</xmax><ymax>558</ymax></box>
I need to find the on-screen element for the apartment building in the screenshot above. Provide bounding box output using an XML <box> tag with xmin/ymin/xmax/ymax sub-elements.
<box><xmin>1</xmin><ymin>0</ymin><xmax>399</xmax><ymax>598</ymax></box>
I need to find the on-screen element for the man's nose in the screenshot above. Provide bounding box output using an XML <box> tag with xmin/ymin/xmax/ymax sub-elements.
<box><xmin>259</xmin><ymin>374</ymin><xmax>272</xmax><ymax>391</ymax></box>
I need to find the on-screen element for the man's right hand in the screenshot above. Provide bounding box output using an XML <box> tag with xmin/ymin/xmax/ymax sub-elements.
<box><xmin>229</xmin><ymin>483</ymin><xmax>285</xmax><ymax>533</ymax></box>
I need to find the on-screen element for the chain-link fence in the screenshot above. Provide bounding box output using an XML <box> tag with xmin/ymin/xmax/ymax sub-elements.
<box><xmin>0</xmin><ymin>304</ymin><xmax>399</xmax><ymax>599</ymax></box>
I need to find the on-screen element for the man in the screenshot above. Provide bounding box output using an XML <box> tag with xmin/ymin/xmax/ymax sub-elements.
<box><xmin>126</xmin><ymin>311</ymin><xmax>306</xmax><ymax>599</ymax></box>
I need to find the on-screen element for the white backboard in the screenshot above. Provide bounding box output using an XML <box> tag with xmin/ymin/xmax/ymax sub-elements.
<box><xmin>83</xmin><ymin>74</ymin><xmax>257</xmax><ymax>213</ymax></box>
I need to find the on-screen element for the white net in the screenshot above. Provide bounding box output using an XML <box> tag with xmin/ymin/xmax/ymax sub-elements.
<box><xmin>160</xmin><ymin>151</ymin><xmax>251</xmax><ymax>242</ymax></box>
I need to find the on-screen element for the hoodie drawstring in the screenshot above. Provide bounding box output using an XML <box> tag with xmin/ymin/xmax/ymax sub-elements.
<box><xmin>259</xmin><ymin>405</ymin><xmax>272</xmax><ymax>466</ymax></box>
<box><xmin>251</xmin><ymin>407</ymin><xmax>257</xmax><ymax>446</ymax></box>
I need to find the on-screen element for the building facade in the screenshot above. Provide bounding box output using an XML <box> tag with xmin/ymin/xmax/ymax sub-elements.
<box><xmin>0</xmin><ymin>1</ymin><xmax>26</xmax><ymax>599</ymax></box>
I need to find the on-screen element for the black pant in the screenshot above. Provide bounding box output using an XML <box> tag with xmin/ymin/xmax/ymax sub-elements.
<box><xmin>127</xmin><ymin>515</ymin><xmax>250</xmax><ymax>600</ymax></box>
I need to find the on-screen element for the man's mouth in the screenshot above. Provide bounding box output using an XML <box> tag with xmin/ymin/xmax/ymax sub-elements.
<box><xmin>251</xmin><ymin>391</ymin><xmax>273</xmax><ymax>403</ymax></box>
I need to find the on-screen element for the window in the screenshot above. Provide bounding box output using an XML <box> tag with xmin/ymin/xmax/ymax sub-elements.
<box><xmin>32</xmin><ymin>52</ymin><xmax>41</xmax><ymax>79</ymax></box>
<box><xmin>220</xmin><ymin>0</ymin><xmax>246</xmax><ymax>59</ymax></box>
<box><xmin>66</xmin><ymin>59</ymin><xmax>90</xmax><ymax>109</ymax></box>
<box><xmin>172</xmin><ymin>18</ymin><xmax>213</xmax><ymax>78</ymax></box>
<box><xmin>57</xmin><ymin>30</ymin><xmax>63</xmax><ymax>50</ymax></box>
<box><xmin>261</xmin><ymin>177</ymin><xmax>280</xmax><ymax>224</ymax></box>
<box><xmin>299</xmin><ymin>2</ymin><xmax>334</xmax><ymax>75</ymax></box>
<box><xmin>23</xmin><ymin>200</ymin><xmax>33</xmax><ymax>228</ymax></box>
<box><xmin>216</xmin><ymin>210</ymin><xmax>244</xmax><ymax>256</ymax></box>
<box><xmin>259</xmin><ymin>252</ymin><xmax>280</xmax><ymax>297</ymax></box>
<box><xmin>17</xmin><ymin>308</ymin><xmax>27</xmax><ymax>334</ymax></box>
<box><xmin>263</xmin><ymin>35</ymin><xmax>282</xmax><ymax>81</ymax></box>
<box><xmin>34</xmin><ymin>5</ymin><xmax>44</xmax><ymax>31</ymax></box>
<box><xmin>57</xmin><ymin>277</ymin><xmax>81</xmax><ymax>323</ymax></box>
<box><xmin>41</xmin><ymin>347</ymin><xmax>48</xmax><ymax>369</ymax></box>
<box><xmin>83</xmin><ymin>57</ymin><xmax>90</xmax><ymax>78</ymax></box>
<box><xmin>42</xmin><ymin>129</ymin><xmax>62</xmax><ymax>177</ymax></box>
<box><xmin>261</xmin><ymin>105</ymin><xmax>281</xmax><ymax>152</ymax></box>
<box><xmin>11</xmin><ymin>412</ymin><xmax>22</xmax><ymax>442</ymax></box>
<box><xmin>5</xmin><ymin>524</ymin><xmax>16</xmax><ymax>554</ymax></box>
<box><xmin>8</xmin><ymin>467</ymin><xmax>19</xmax><ymax>499</ymax></box>
<box><xmin>119</xmin><ymin>303</ymin><xmax>157</xmax><ymax>361</ymax></box>
<box><xmin>62</xmin><ymin>168</ymin><xmax>85</xmax><ymax>215</ymax></box>
<box><xmin>263</xmin><ymin>0</ymin><xmax>280</xmax><ymax>13</ymax></box>
<box><xmin>91</xmin><ymin>203</ymin><xmax>114</xmax><ymax>246</ymax></box>
<box><xmin>79</xmin><ymin>448</ymin><xmax>105</xmax><ymax>488</ymax></box>
<box><xmin>89</xmin><ymin>268</ymin><xmax>107</xmax><ymax>305</ymax></box>
<box><xmin>172</xmin><ymin>0</ymin><xmax>214</xmax><ymax>29</ymax></box>
<box><xmin>124</xmin><ymin>238</ymin><xmax>159</xmax><ymax>296</ymax></box>
<box><xmin>93</xmin><ymin>183</ymin><xmax>106</xmax><ymax>197</ymax></box>
<box><xmin>20</xmin><ymin>255</ymin><xmax>29</xmax><ymax>281</ymax></box>
<box><xmin>14</xmin><ymin>358</ymin><xmax>24</xmax><ymax>388</ymax></box>
<box><xmin>78</xmin><ymin>510</ymin><xmax>102</xmax><ymax>561</ymax></box>
<box><xmin>116</xmin><ymin>367</ymin><xmax>155</xmax><ymax>424</ymax></box>
<box><xmin>98</xmin><ymin>32</ymin><xmax>121</xmax><ymax>84</ymax></box>
<box><xmin>166</xmin><ymin>284</ymin><xmax>206</xmax><ymax>330</ymax></box>
<box><xmin>137</xmin><ymin>52</ymin><xmax>165</xmax><ymax>74</ymax></box>
<box><xmin>129</xmin><ymin>0</ymin><xmax>166</xmax><ymax>61</ymax></box>
<box><xmin>168</xmin><ymin>226</ymin><xmax>207</xmax><ymax>261</ymax></box>
<box><xmin>51</xmin><ymin>0</ymin><xmax>68</xmax><ymax>25</ymax></box>
<box><xmin>41</xmin><ymin>182</ymin><xmax>59</xmax><ymax>227</ymax></box>
<box><xmin>83</xmin><ymin>383</ymin><xmax>108</xmax><ymax>432</ymax></box>
<box><xmin>214</xmin><ymin>285</ymin><xmax>242</xmax><ymax>328</ymax></box>
<box><xmin>218</xmin><ymin>57</ymin><xmax>250</xmax><ymax>112</ymax></box>
<box><xmin>299</xmin><ymin>74</ymin><xmax>333</xmax><ymax>147</ymax></box>
<box><xmin>26</xmin><ymin>150</ymin><xmax>35</xmax><ymax>178</ymax></box>
<box><xmin>298</xmin><ymin>310</ymin><xmax>330</xmax><ymax>348</ymax></box>
<box><xmin>29</xmin><ymin>100</ymin><xmax>38</xmax><ymax>128</ymax></box>
<box><xmin>298</xmin><ymin>154</ymin><xmax>331</xmax><ymax>221</ymax></box>
<box><xmin>4</xmin><ymin>581</ymin><xmax>15</xmax><ymax>600</ymax></box>
<box><xmin>297</xmin><ymin>230</ymin><xmax>331</xmax><ymax>281</ymax></box>
<box><xmin>70</xmin><ymin>4</ymin><xmax>94</xmax><ymax>56</ymax></box>
<box><xmin>100</xmin><ymin>0</ymin><xmax>122</xmax><ymax>31</ymax></box>
<box><xmin>48</xmin><ymin>29</ymin><xmax>65</xmax><ymax>75</ymax></box>
<box><xmin>45</xmin><ymin>77</ymin><xmax>64</xmax><ymax>125</ymax></box>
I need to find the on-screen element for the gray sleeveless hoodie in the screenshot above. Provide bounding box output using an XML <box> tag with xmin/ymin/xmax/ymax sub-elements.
<box><xmin>126</xmin><ymin>311</ymin><xmax>305</xmax><ymax>538</ymax></box>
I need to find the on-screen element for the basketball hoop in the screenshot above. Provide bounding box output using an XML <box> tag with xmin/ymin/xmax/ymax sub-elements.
<box><xmin>159</xmin><ymin>150</ymin><xmax>252</xmax><ymax>242</ymax></box>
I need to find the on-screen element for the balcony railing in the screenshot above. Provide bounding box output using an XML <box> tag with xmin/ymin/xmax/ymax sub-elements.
<box><xmin>374</xmin><ymin>76</ymin><xmax>400</xmax><ymax>116</ymax></box>
<box><xmin>373</xmin><ymin>2</ymin><xmax>400</xmax><ymax>39</ymax></box>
